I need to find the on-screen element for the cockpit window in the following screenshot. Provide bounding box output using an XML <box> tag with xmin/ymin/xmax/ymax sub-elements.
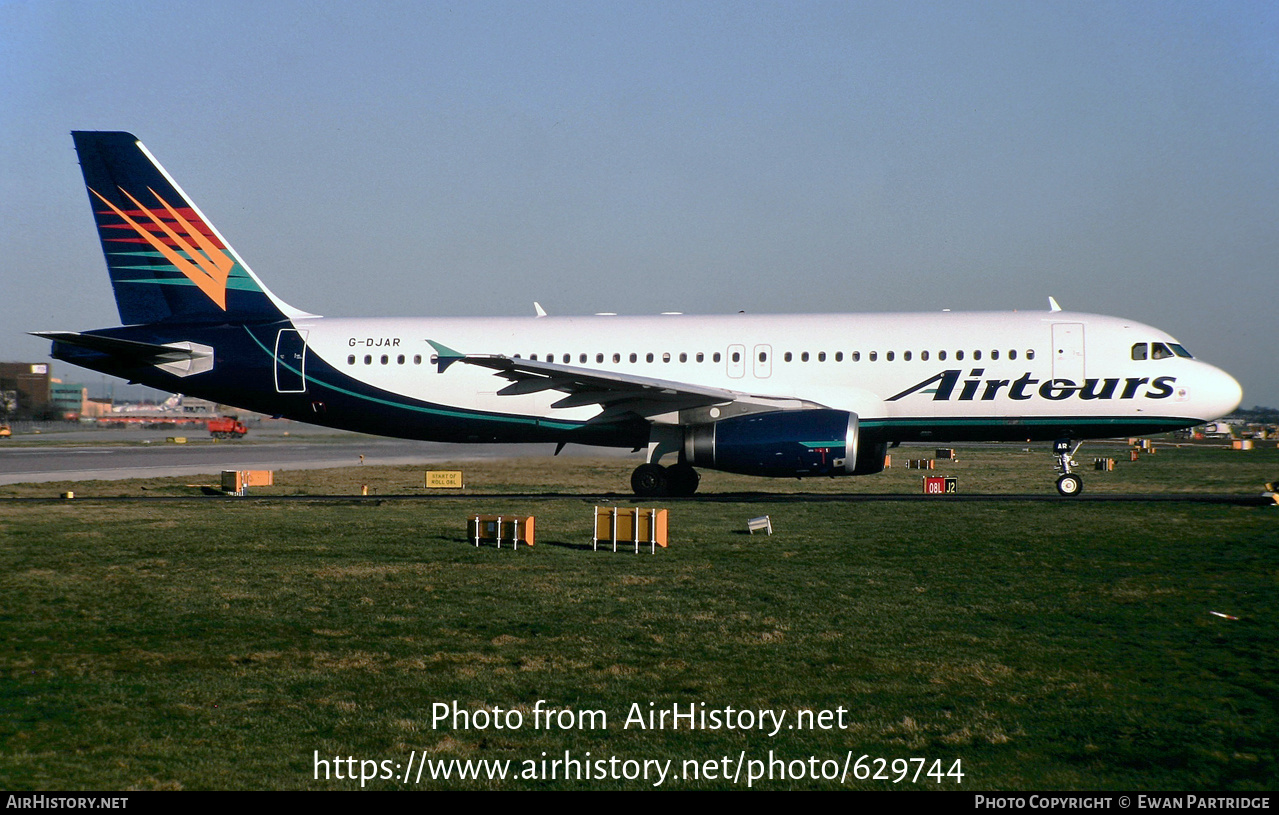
<box><xmin>1169</xmin><ymin>343</ymin><xmax>1192</xmax><ymax>358</ymax></box>
<box><xmin>1152</xmin><ymin>342</ymin><xmax>1174</xmax><ymax>360</ymax></box>
<box><xmin>1131</xmin><ymin>343</ymin><xmax>1148</xmax><ymax>361</ymax></box>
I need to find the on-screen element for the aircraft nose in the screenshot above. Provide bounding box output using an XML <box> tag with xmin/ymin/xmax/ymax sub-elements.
<box><xmin>1201</xmin><ymin>365</ymin><xmax>1243</xmax><ymax>421</ymax></box>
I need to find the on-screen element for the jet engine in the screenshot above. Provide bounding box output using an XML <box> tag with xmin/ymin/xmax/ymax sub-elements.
<box><xmin>683</xmin><ymin>409</ymin><xmax>886</xmax><ymax>478</ymax></box>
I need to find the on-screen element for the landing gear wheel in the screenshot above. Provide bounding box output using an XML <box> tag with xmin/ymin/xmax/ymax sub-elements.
<box><xmin>665</xmin><ymin>463</ymin><xmax>700</xmax><ymax>497</ymax></box>
<box><xmin>1056</xmin><ymin>473</ymin><xmax>1083</xmax><ymax>497</ymax></box>
<box><xmin>631</xmin><ymin>463</ymin><xmax>668</xmax><ymax>497</ymax></box>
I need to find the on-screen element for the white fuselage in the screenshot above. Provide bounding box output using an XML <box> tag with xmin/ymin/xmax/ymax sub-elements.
<box><xmin>295</xmin><ymin>309</ymin><xmax>1242</xmax><ymax>432</ymax></box>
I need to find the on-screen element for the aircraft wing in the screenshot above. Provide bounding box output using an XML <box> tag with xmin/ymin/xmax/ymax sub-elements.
<box><xmin>427</xmin><ymin>340</ymin><xmax>813</xmax><ymax>420</ymax></box>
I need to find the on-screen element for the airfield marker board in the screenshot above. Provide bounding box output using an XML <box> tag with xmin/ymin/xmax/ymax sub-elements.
<box><xmin>468</xmin><ymin>515</ymin><xmax>535</xmax><ymax>549</ymax></box>
<box><xmin>922</xmin><ymin>476</ymin><xmax>957</xmax><ymax>495</ymax></box>
<box><xmin>426</xmin><ymin>470</ymin><xmax>465</xmax><ymax>488</ymax></box>
<box><xmin>593</xmin><ymin>507</ymin><xmax>668</xmax><ymax>553</ymax></box>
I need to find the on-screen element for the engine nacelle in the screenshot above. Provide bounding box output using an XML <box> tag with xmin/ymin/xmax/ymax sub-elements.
<box><xmin>683</xmin><ymin>409</ymin><xmax>886</xmax><ymax>478</ymax></box>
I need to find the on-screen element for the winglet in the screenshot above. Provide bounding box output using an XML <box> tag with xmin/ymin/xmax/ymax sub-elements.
<box><xmin>1048</xmin><ymin>296</ymin><xmax>1062</xmax><ymax>312</ymax></box>
<box><xmin>534</xmin><ymin>302</ymin><xmax>548</xmax><ymax>318</ymax></box>
<box><xmin>426</xmin><ymin>340</ymin><xmax>465</xmax><ymax>373</ymax></box>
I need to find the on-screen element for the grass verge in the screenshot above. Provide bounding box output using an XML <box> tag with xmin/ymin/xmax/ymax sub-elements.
<box><xmin>1</xmin><ymin>448</ymin><xmax>1276</xmax><ymax>790</ymax></box>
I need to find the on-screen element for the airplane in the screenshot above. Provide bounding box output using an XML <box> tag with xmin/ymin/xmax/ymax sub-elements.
<box><xmin>37</xmin><ymin>131</ymin><xmax>1243</xmax><ymax>497</ymax></box>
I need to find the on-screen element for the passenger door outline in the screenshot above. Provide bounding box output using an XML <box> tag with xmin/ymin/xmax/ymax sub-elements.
<box><xmin>274</xmin><ymin>328</ymin><xmax>308</xmax><ymax>393</ymax></box>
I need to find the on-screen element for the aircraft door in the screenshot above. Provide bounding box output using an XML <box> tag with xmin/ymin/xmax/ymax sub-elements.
<box><xmin>1051</xmin><ymin>323</ymin><xmax>1085</xmax><ymax>382</ymax></box>
<box><xmin>274</xmin><ymin>328</ymin><xmax>308</xmax><ymax>393</ymax></box>
<box><xmin>753</xmin><ymin>344</ymin><xmax>772</xmax><ymax>379</ymax></box>
<box><xmin>727</xmin><ymin>344</ymin><xmax>746</xmax><ymax>379</ymax></box>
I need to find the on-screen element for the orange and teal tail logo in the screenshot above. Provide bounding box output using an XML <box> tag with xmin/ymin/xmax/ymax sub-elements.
<box><xmin>90</xmin><ymin>186</ymin><xmax>233</xmax><ymax>310</ymax></box>
<box><xmin>73</xmin><ymin>131</ymin><xmax>284</xmax><ymax>325</ymax></box>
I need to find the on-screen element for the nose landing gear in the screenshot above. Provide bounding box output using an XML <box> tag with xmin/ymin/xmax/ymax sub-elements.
<box><xmin>1054</xmin><ymin>438</ymin><xmax>1084</xmax><ymax>496</ymax></box>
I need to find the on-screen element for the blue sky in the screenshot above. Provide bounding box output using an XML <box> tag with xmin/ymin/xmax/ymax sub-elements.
<box><xmin>2</xmin><ymin>0</ymin><xmax>1275</xmax><ymax>405</ymax></box>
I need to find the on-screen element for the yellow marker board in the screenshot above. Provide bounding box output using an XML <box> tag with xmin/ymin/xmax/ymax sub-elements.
<box><xmin>426</xmin><ymin>470</ymin><xmax>465</xmax><ymax>489</ymax></box>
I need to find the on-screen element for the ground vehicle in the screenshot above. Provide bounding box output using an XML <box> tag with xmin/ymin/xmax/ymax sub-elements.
<box><xmin>208</xmin><ymin>418</ymin><xmax>248</xmax><ymax>439</ymax></box>
<box><xmin>0</xmin><ymin>425</ymin><xmax>11</xmax><ymax>439</ymax></box>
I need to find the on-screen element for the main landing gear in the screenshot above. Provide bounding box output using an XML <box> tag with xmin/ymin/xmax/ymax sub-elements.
<box><xmin>632</xmin><ymin>428</ymin><xmax>700</xmax><ymax>497</ymax></box>
<box><xmin>1053</xmin><ymin>438</ymin><xmax>1084</xmax><ymax>496</ymax></box>
<box><xmin>630</xmin><ymin>462</ymin><xmax>700</xmax><ymax>497</ymax></box>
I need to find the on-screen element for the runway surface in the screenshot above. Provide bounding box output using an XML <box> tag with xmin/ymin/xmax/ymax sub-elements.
<box><xmin>2</xmin><ymin>424</ymin><xmax>1266</xmax><ymax>505</ymax></box>
<box><xmin>0</xmin><ymin>422</ymin><xmax>633</xmax><ymax>485</ymax></box>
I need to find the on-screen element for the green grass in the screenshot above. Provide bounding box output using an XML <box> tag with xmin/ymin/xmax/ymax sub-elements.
<box><xmin>1</xmin><ymin>447</ymin><xmax>1277</xmax><ymax>790</ymax></box>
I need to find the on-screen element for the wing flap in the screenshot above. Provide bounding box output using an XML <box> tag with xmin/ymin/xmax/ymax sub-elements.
<box><xmin>496</xmin><ymin>377</ymin><xmax>562</xmax><ymax>397</ymax></box>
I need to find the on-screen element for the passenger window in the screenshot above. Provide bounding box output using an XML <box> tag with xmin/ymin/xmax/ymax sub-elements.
<box><xmin>886</xmin><ymin>351</ymin><xmax>895</xmax><ymax>361</ymax></box>
<box><xmin>414</xmin><ymin>355</ymin><xmax>422</xmax><ymax>365</ymax></box>
<box><xmin>563</xmin><ymin>354</ymin><xmax>571</xmax><ymax>364</ymax></box>
<box><xmin>801</xmin><ymin>352</ymin><xmax>809</xmax><ymax>362</ymax></box>
<box><xmin>347</xmin><ymin>355</ymin><xmax>355</xmax><ymax>365</ymax></box>
<box><xmin>397</xmin><ymin>355</ymin><xmax>405</xmax><ymax>364</ymax></box>
<box><xmin>613</xmin><ymin>353</ymin><xmax>621</xmax><ymax>363</ymax></box>
<box><xmin>380</xmin><ymin>355</ymin><xmax>388</xmax><ymax>365</ymax></box>
<box><xmin>696</xmin><ymin>352</ymin><xmax>704</xmax><ymax>362</ymax></box>
<box><xmin>680</xmin><ymin>352</ymin><xmax>688</xmax><ymax>362</ymax></box>
<box><xmin>973</xmin><ymin>350</ymin><xmax>981</xmax><ymax>361</ymax></box>
<box><xmin>1009</xmin><ymin>349</ymin><xmax>1016</xmax><ymax>360</ymax></box>
<box><xmin>956</xmin><ymin>350</ymin><xmax>964</xmax><ymax>361</ymax></box>
<box><xmin>852</xmin><ymin>351</ymin><xmax>860</xmax><ymax>362</ymax></box>
<box><xmin>835</xmin><ymin>352</ymin><xmax>843</xmax><ymax>362</ymax></box>
<box><xmin>939</xmin><ymin>351</ymin><xmax>947</xmax><ymax>361</ymax></box>
<box><xmin>991</xmin><ymin>350</ymin><xmax>999</xmax><ymax>360</ymax></box>
<box><xmin>364</xmin><ymin>355</ymin><xmax>372</xmax><ymax>365</ymax></box>
<box><xmin>869</xmin><ymin>351</ymin><xmax>878</xmax><ymax>362</ymax></box>
<box><xmin>903</xmin><ymin>351</ymin><xmax>911</xmax><ymax>361</ymax></box>
<box><xmin>784</xmin><ymin>352</ymin><xmax>793</xmax><ymax>362</ymax></box>
<box><xmin>646</xmin><ymin>353</ymin><xmax>654</xmax><ymax>363</ymax></box>
<box><xmin>580</xmin><ymin>353</ymin><xmax>587</xmax><ymax>363</ymax></box>
<box><xmin>662</xmin><ymin>352</ymin><xmax>671</xmax><ymax>363</ymax></box>
<box><xmin>731</xmin><ymin>351</ymin><xmax>741</xmax><ymax>363</ymax></box>
<box><xmin>921</xmin><ymin>350</ymin><xmax>929</xmax><ymax>361</ymax></box>
<box><xmin>758</xmin><ymin>351</ymin><xmax>767</xmax><ymax>362</ymax></box>
<box><xmin>818</xmin><ymin>351</ymin><xmax>826</xmax><ymax>362</ymax></box>
<box><xmin>630</xmin><ymin>353</ymin><xmax>637</xmax><ymax>363</ymax></box>
<box><xmin>713</xmin><ymin>352</ymin><xmax>722</xmax><ymax>363</ymax></box>
<box><xmin>1027</xmin><ymin>350</ymin><xmax>1035</xmax><ymax>360</ymax></box>
<box><xmin>596</xmin><ymin>353</ymin><xmax>603</xmax><ymax>363</ymax></box>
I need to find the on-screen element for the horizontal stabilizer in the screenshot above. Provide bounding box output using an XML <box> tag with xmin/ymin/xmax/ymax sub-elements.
<box><xmin>32</xmin><ymin>331</ymin><xmax>214</xmax><ymax>377</ymax></box>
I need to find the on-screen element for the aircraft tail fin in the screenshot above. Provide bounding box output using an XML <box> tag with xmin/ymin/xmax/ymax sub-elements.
<box><xmin>71</xmin><ymin>131</ymin><xmax>310</xmax><ymax>326</ymax></box>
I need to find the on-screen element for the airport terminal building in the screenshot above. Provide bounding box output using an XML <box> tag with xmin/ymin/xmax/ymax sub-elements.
<box><xmin>0</xmin><ymin>362</ymin><xmax>51</xmax><ymax>418</ymax></box>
